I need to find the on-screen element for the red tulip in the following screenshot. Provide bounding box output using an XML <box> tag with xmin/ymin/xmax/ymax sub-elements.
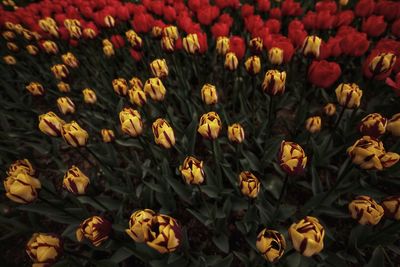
<box><xmin>308</xmin><ymin>60</ymin><xmax>341</xmax><ymax>88</ymax></box>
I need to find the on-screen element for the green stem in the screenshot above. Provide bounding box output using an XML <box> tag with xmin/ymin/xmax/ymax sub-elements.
<box><xmin>271</xmin><ymin>174</ymin><xmax>289</xmax><ymax>224</ymax></box>
<box><xmin>196</xmin><ymin>184</ymin><xmax>214</xmax><ymax>229</ymax></box>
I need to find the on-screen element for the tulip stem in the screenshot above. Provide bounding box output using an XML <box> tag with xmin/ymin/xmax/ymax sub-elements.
<box><xmin>333</xmin><ymin>107</ymin><xmax>346</xmax><ymax>133</ymax></box>
<box><xmin>271</xmin><ymin>174</ymin><xmax>289</xmax><ymax>224</ymax></box>
<box><xmin>267</xmin><ymin>96</ymin><xmax>275</xmax><ymax>137</ymax></box>
<box><xmin>196</xmin><ymin>185</ymin><xmax>214</xmax><ymax>228</ymax></box>
<box><xmin>85</xmin><ymin>147</ymin><xmax>115</xmax><ymax>173</ymax></box>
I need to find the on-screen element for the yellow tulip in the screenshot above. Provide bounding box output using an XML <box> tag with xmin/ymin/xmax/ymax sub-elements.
<box><xmin>152</xmin><ymin>118</ymin><xmax>176</xmax><ymax>149</ymax></box>
<box><xmin>335</xmin><ymin>83</ymin><xmax>363</xmax><ymax>109</ymax></box>
<box><xmin>128</xmin><ymin>89</ymin><xmax>147</xmax><ymax>107</ymax></box>
<box><xmin>26</xmin><ymin>82</ymin><xmax>45</xmax><ymax>96</ymax></box>
<box><xmin>146</xmin><ymin>214</ymin><xmax>182</xmax><ymax>254</ymax></box>
<box><xmin>26</xmin><ymin>233</ymin><xmax>62</xmax><ymax>266</ymax></box>
<box><xmin>7</xmin><ymin>159</ymin><xmax>35</xmax><ymax>176</ymax></box>
<box><xmin>4</xmin><ymin>172</ymin><xmax>41</xmax><ymax>204</ymax></box>
<box><xmin>144</xmin><ymin>77</ymin><xmax>166</xmax><ymax>101</ymax></box>
<box><xmin>305</xmin><ymin>116</ymin><xmax>322</xmax><ymax>134</ymax></box>
<box><xmin>38</xmin><ymin>111</ymin><xmax>65</xmax><ymax>137</ymax></box>
<box><xmin>51</xmin><ymin>64</ymin><xmax>69</xmax><ymax>80</ymax></box>
<box><xmin>63</xmin><ymin>166</ymin><xmax>90</xmax><ymax>195</ymax></box>
<box><xmin>57</xmin><ymin>82</ymin><xmax>70</xmax><ymax>93</ymax></box>
<box><xmin>179</xmin><ymin>156</ymin><xmax>205</xmax><ymax>185</ymax></box>
<box><xmin>268</xmin><ymin>47</ymin><xmax>284</xmax><ymax>65</ymax></box>
<box><xmin>279</xmin><ymin>141</ymin><xmax>307</xmax><ymax>175</ymax></box>
<box><xmin>82</xmin><ymin>88</ymin><xmax>97</xmax><ymax>104</ymax></box>
<box><xmin>183</xmin><ymin>33</ymin><xmax>200</xmax><ymax>54</ymax></box>
<box><xmin>216</xmin><ymin>36</ymin><xmax>230</xmax><ymax>56</ymax></box>
<box><xmin>57</xmin><ymin>97</ymin><xmax>75</xmax><ymax>115</ymax></box>
<box><xmin>262</xmin><ymin>70</ymin><xmax>287</xmax><ymax>96</ymax></box>
<box><xmin>76</xmin><ymin>216</ymin><xmax>112</xmax><ymax>246</ymax></box>
<box><xmin>245</xmin><ymin>55</ymin><xmax>261</xmax><ymax>75</ymax></box>
<box><xmin>301</xmin><ymin>35</ymin><xmax>322</xmax><ymax>58</ymax></box>
<box><xmin>348</xmin><ymin>196</ymin><xmax>384</xmax><ymax>225</ymax></box>
<box><xmin>201</xmin><ymin>83</ymin><xmax>218</xmax><ymax>105</ymax></box>
<box><xmin>249</xmin><ymin>37</ymin><xmax>263</xmax><ymax>54</ymax></box>
<box><xmin>112</xmin><ymin>78</ymin><xmax>129</xmax><ymax>96</ymax></box>
<box><xmin>256</xmin><ymin>229</ymin><xmax>286</xmax><ymax>263</ymax></box>
<box><xmin>238</xmin><ymin>171</ymin><xmax>260</xmax><ymax>198</ymax></box>
<box><xmin>119</xmin><ymin>108</ymin><xmax>143</xmax><ymax>137</ymax></box>
<box><xmin>150</xmin><ymin>59</ymin><xmax>169</xmax><ymax>79</ymax></box>
<box><xmin>198</xmin><ymin>112</ymin><xmax>222</xmax><ymax>139</ymax></box>
<box><xmin>61</xmin><ymin>121</ymin><xmax>89</xmax><ymax>147</ymax></box>
<box><xmin>359</xmin><ymin>113</ymin><xmax>387</xmax><ymax>137</ymax></box>
<box><xmin>162</xmin><ymin>25</ymin><xmax>179</xmax><ymax>41</ymax></box>
<box><xmin>101</xmin><ymin>129</ymin><xmax>115</xmax><ymax>143</ymax></box>
<box><xmin>224</xmin><ymin>52</ymin><xmax>238</xmax><ymax>71</ymax></box>
<box><xmin>369</xmin><ymin>52</ymin><xmax>396</xmax><ymax>77</ymax></box>
<box><xmin>228</xmin><ymin>123</ymin><xmax>245</xmax><ymax>143</ymax></box>
<box><xmin>323</xmin><ymin>103</ymin><xmax>336</xmax><ymax>116</ymax></box>
<box><xmin>126</xmin><ymin>209</ymin><xmax>156</xmax><ymax>243</ymax></box>
<box><xmin>61</xmin><ymin>52</ymin><xmax>79</xmax><ymax>68</ymax></box>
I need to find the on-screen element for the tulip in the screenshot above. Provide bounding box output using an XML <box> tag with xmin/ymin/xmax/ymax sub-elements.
<box><xmin>26</xmin><ymin>45</ymin><xmax>39</xmax><ymax>55</ymax></box>
<box><xmin>152</xmin><ymin>118</ymin><xmax>176</xmax><ymax>149</ymax></box>
<box><xmin>56</xmin><ymin>82</ymin><xmax>70</xmax><ymax>93</ymax></box>
<box><xmin>323</xmin><ymin>103</ymin><xmax>336</xmax><ymax>116</ymax></box>
<box><xmin>83</xmin><ymin>28</ymin><xmax>97</xmax><ymax>39</ymax></box>
<box><xmin>42</xmin><ymin>40</ymin><xmax>58</xmax><ymax>54</ymax></box>
<box><xmin>7</xmin><ymin>42</ymin><xmax>18</xmax><ymax>52</ymax></box>
<box><xmin>348</xmin><ymin>196</ymin><xmax>384</xmax><ymax>225</ymax></box>
<box><xmin>2</xmin><ymin>31</ymin><xmax>15</xmax><ymax>40</ymax></box>
<box><xmin>161</xmin><ymin>36</ymin><xmax>175</xmax><ymax>53</ymax></box>
<box><xmin>126</xmin><ymin>209</ymin><xmax>156</xmax><ymax>242</ymax></box>
<box><xmin>103</xmin><ymin>44</ymin><xmax>115</xmax><ymax>57</ymax></box>
<box><xmin>150</xmin><ymin>59</ymin><xmax>169</xmax><ymax>79</ymax></box>
<box><xmin>101</xmin><ymin>129</ymin><xmax>115</xmax><ymax>143</ymax></box>
<box><xmin>76</xmin><ymin>216</ymin><xmax>112</xmax><ymax>247</ymax></box>
<box><xmin>339</xmin><ymin>0</ymin><xmax>348</xmax><ymax>6</ymax></box>
<box><xmin>335</xmin><ymin>83</ymin><xmax>363</xmax><ymax>109</ymax></box>
<box><xmin>301</xmin><ymin>35</ymin><xmax>322</xmax><ymax>58</ymax></box>
<box><xmin>4</xmin><ymin>172</ymin><xmax>41</xmax><ymax>204</ymax></box>
<box><xmin>3</xmin><ymin>55</ymin><xmax>16</xmax><ymax>65</ymax></box>
<box><xmin>289</xmin><ymin>216</ymin><xmax>325</xmax><ymax>257</ymax></box>
<box><xmin>381</xmin><ymin>196</ymin><xmax>400</xmax><ymax>220</ymax></box>
<box><xmin>268</xmin><ymin>47</ymin><xmax>284</xmax><ymax>65</ymax></box>
<box><xmin>216</xmin><ymin>36</ymin><xmax>230</xmax><ymax>56</ymax></box>
<box><xmin>238</xmin><ymin>171</ymin><xmax>260</xmax><ymax>198</ymax></box>
<box><xmin>163</xmin><ymin>25</ymin><xmax>179</xmax><ymax>40</ymax></box>
<box><xmin>63</xmin><ymin>166</ymin><xmax>90</xmax><ymax>195</ymax></box>
<box><xmin>249</xmin><ymin>37</ymin><xmax>263</xmax><ymax>54</ymax></box>
<box><xmin>387</xmin><ymin>113</ymin><xmax>400</xmax><ymax>136</ymax></box>
<box><xmin>26</xmin><ymin>233</ymin><xmax>63</xmax><ymax>266</ymax></box>
<box><xmin>68</xmin><ymin>25</ymin><xmax>82</xmax><ymax>39</ymax></box>
<box><xmin>7</xmin><ymin>159</ymin><xmax>35</xmax><ymax>177</ymax></box>
<box><xmin>262</xmin><ymin>70</ymin><xmax>287</xmax><ymax>96</ymax></box>
<box><xmin>38</xmin><ymin>112</ymin><xmax>65</xmax><ymax>137</ymax></box>
<box><xmin>179</xmin><ymin>156</ymin><xmax>205</xmax><ymax>185</ymax></box>
<box><xmin>228</xmin><ymin>123</ymin><xmax>245</xmax><ymax>143</ymax></box>
<box><xmin>279</xmin><ymin>141</ymin><xmax>307</xmax><ymax>175</ymax></box>
<box><xmin>57</xmin><ymin>97</ymin><xmax>75</xmax><ymax>115</ymax></box>
<box><xmin>61</xmin><ymin>52</ymin><xmax>79</xmax><ymax>68</ymax></box>
<box><xmin>183</xmin><ymin>33</ymin><xmax>200</xmax><ymax>54</ymax></box>
<box><xmin>129</xmin><ymin>77</ymin><xmax>143</xmax><ymax>90</ymax></box>
<box><xmin>104</xmin><ymin>15</ymin><xmax>115</xmax><ymax>28</ymax></box>
<box><xmin>112</xmin><ymin>78</ymin><xmax>129</xmax><ymax>96</ymax></box>
<box><xmin>26</xmin><ymin>82</ymin><xmax>44</xmax><ymax>96</ymax></box>
<box><xmin>224</xmin><ymin>52</ymin><xmax>239</xmax><ymax>71</ymax></box>
<box><xmin>119</xmin><ymin>108</ymin><xmax>143</xmax><ymax>137</ymax></box>
<box><xmin>359</xmin><ymin>113</ymin><xmax>387</xmax><ymax>137</ymax></box>
<box><xmin>201</xmin><ymin>83</ymin><xmax>218</xmax><ymax>105</ymax></box>
<box><xmin>128</xmin><ymin>89</ymin><xmax>147</xmax><ymax>107</ymax></box>
<box><xmin>146</xmin><ymin>214</ymin><xmax>182</xmax><ymax>254</ymax></box>
<box><xmin>368</xmin><ymin>52</ymin><xmax>396</xmax><ymax>78</ymax></box>
<box><xmin>126</xmin><ymin>31</ymin><xmax>143</xmax><ymax>50</ymax></box>
<box><xmin>61</xmin><ymin>121</ymin><xmax>89</xmax><ymax>147</ymax></box>
<box><xmin>347</xmin><ymin>136</ymin><xmax>399</xmax><ymax>170</ymax></box>
<box><xmin>144</xmin><ymin>78</ymin><xmax>166</xmax><ymax>101</ymax></box>
<box><xmin>82</xmin><ymin>88</ymin><xmax>97</xmax><ymax>104</ymax></box>
<box><xmin>51</xmin><ymin>64</ymin><xmax>69</xmax><ymax>80</ymax></box>
<box><xmin>256</xmin><ymin>229</ymin><xmax>286</xmax><ymax>263</ymax></box>
<box><xmin>245</xmin><ymin>55</ymin><xmax>261</xmax><ymax>75</ymax></box>
<box><xmin>198</xmin><ymin>112</ymin><xmax>222</xmax><ymax>139</ymax></box>
<box><xmin>305</xmin><ymin>116</ymin><xmax>322</xmax><ymax>134</ymax></box>
<box><xmin>152</xmin><ymin>26</ymin><xmax>163</xmax><ymax>38</ymax></box>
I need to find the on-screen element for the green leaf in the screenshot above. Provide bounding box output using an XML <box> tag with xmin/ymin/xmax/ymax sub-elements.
<box><xmin>365</xmin><ymin>246</ymin><xmax>384</xmax><ymax>267</ymax></box>
<box><xmin>212</xmin><ymin>233</ymin><xmax>229</xmax><ymax>253</ymax></box>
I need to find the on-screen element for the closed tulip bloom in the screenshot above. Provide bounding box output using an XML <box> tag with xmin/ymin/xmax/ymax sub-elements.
<box><xmin>183</xmin><ymin>33</ymin><xmax>200</xmax><ymax>54</ymax></box>
<box><xmin>381</xmin><ymin>196</ymin><xmax>400</xmax><ymax>220</ymax></box>
<box><xmin>42</xmin><ymin>40</ymin><xmax>58</xmax><ymax>54</ymax></box>
<box><xmin>62</xmin><ymin>121</ymin><xmax>89</xmax><ymax>147</ymax></box>
<box><xmin>26</xmin><ymin>82</ymin><xmax>44</xmax><ymax>96</ymax></box>
<box><xmin>2</xmin><ymin>31</ymin><xmax>15</xmax><ymax>40</ymax></box>
<box><xmin>256</xmin><ymin>229</ymin><xmax>286</xmax><ymax>263</ymax></box>
<box><xmin>249</xmin><ymin>37</ymin><xmax>263</xmax><ymax>54</ymax></box>
<box><xmin>369</xmin><ymin>52</ymin><xmax>396</xmax><ymax>77</ymax></box>
<box><xmin>289</xmin><ymin>216</ymin><xmax>325</xmax><ymax>257</ymax></box>
<box><xmin>301</xmin><ymin>36</ymin><xmax>322</xmax><ymax>58</ymax></box>
<box><xmin>119</xmin><ymin>108</ymin><xmax>143</xmax><ymax>137</ymax></box>
<box><xmin>339</xmin><ymin>0</ymin><xmax>348</xmax><ymax>6</ymax></box>
<box><xmin>279</xmin><ymin>141</ymin><xmax>307</xmax><ymax>175</ymax></box>
<box><xmin>104</xmin><ymin>15</ymin><xmax>115</xmax><ymax>28</ymax></box>
<box><xmin>128</xmin><ymin>89</ymin><xmax>147</xmax><ymax>107</ymax></box>
<box><xmin>179</xmin><ymin>156</ymin><xmax>205</xmax><ymax>185</ymax></box>
<box><xmin>268</xmin><ymin>47</ymin><xmax>284</xmax><ymax>65</ymax></box>
<box><xmin>57</xmin><ymin>97</ymin><xmax>75</xmax><ymax>115</ymax></box>
<box><xmin>198</xmin><ymin>112</ymin><xmax>222</xmax><ymax>139</ymax></box>
<box><xmin>101</xmin><ymin>129</ymin><xmax>115</xmax><ymax>143</ymax></box>
<box><xmin>26</xmin><ymin>233</ymin><xmax>63</xmax><ymax>266</ymax></box>
<box><xmin>144</xmin><ymin>78</ymin><xmax>166</xmax><ymax>101</ymax></box>
<box><xmin>163</xmin><ymin>25</ymin><xmax>179</xmax><ymax>41</ymax></box>
<box><xmin>216</xmin><ymin>36</ymin><xmax>230</xmax><ymax>56</ymax></box>
<box><xmin>305</xmin><ymin>116</ymin><xmax>322</xmax><ymax>134</ymax></box>
<box><xmin>150</xmin><ymin>59</ymin><xmax>169</xmax><ymax>78</ymax></box>
<box><xmin>112</xmin><ymin>78</ymin><xmax>129</xmax><ymax>96</ymax></box>
<box><xmin>152</xmin><ymin>26</ymin><xmax>163</xmax><ymax>38</ymax></box>
<box><xmin>359</xmin><ymin>113</ymin><xmax>387</xmax><ymax>137</ymax></box>
<box><xmin>61</xmin><ymin>52</ymin><xmax>79</xmax><ymax>68</ymax></box>
<box><xmin>262</xmin><ymin>70</ymin><xmax>287</xmax><ymax>96</ymax></box>
<box><xmin>238</xmin><ymin>171</ymin><xmax>260</xmax><ymax>198</ymax></box>
<box><xmin>146</xmin><ymin>214</ymin><xmax>182</xmax><ymax>254</ymax></box>
<box><xmin>103</xmin><ymin>44</ymin><xmax>114</xmax><ymax>57</ymax></box>
<box><xmin>225</xmin><ymin>52</ymin><xmax>239</xmax><ymax>71</ymax></box>
<box><xmin>228</xmin><ymin>123</ymin><xmax>245</xmax><ymax>143</ymax></box>
<box><xmin>83</xmin><ymin>28</ymin><xmax>97</xmax><ymax>39</ymax></box>
<box><xmin>7</xmin><ymin>159</ymin><xmax>34</xmax><ymax>178</ymax></box>
<box><xmin>323</xmin><ymin>103</ymin><xmax>336</xmax><ymax>116</ymax></box>
<box><xmin>126</xmin><ymin>209</ymin><xmax>156</xmax><ymax>242</ymax></box>
<box><xmin>152</xmin><ymin>118</ymin><xmax>176</xmax><ymax>149</ymax></box>
<box><xmin>347</xmin><ymin>136</ymin><xmax>399</xmax><ymax>170</ymax></box>
<box><xmin>161</xmin><ymin>36</ymin><xmax>175</xmax><ymax>52</ymax></box>
<box><xmin>4</xmin><ymin>172</ymin><xmax>41</xmax><ymax>204</ymax></box>
<box><xmin>82</xmin><ymin>88</ymin><xmax>97</xmax><ymax>104</ymax></box>
<box><xmin>7</xmin><ymin>42</ymin><xmax>18</xmax><ymax>52</ymax></box>
<box><xmin>26</xmin><ymin>45</ymin><xmax>39</xmax><ymax>55</ymax></box>
<box><xmin>57</xmin><ymin>82</ymin><xmax>70</xmax><ymax>93</ymax></box>
<box><xmin>129</xmin><ymin>77</ymin><xmax>143</xmax><ymax>90</ymax></box>
<box><xmin>38</xmin><ymin>111</ymin><xmax>65</xmax><ymax>137</ymax></box>
<box><xmin>63</xmin><ymin>166</ymin><xmax>90</xmax><ymax>195</ymax></box>
<box><xmin>387</xmin><ymin>113</ymin><xmax>400</xmax><ymax>136</ymax></box>
<box><xmin>51</xmin><ymin>64</ymin><xmax>69</xmax><ymax>80</ymax></box>
<box><xmin>335</xmin><ymin>83</ymin><xmax>363</xmax><ymax>109</ymax></box>
<box><xmin>245</xmin><ymin>55</ymin><xmax>261</xmax><ymax>75</ymax></box>
<box><xmin>349</xmin><ymin>196</ymin><xmax>384</xmax><ymax>225</ymax></box>
<box><xmin>126</xmin><ymin>30</ymin><xmax>143</xmax><ymax>50</ymax></box>
<box><xmin>201</xmin><ymin>83</ymin><xmax>218</xmax><ymax>105</ymax></box>
<box><xmin>76</xmin><ymin>216</ymin><xmax>112</xmax><ymax>247</ymax></box>
<box><xmin>68</xmin><ymin>25</ymin><xmax>82</xmax><ymax>39</ymax></box>
<box><xmin>3</xmin><ymin>55</ymin><xmax>16</xmax><ymax>65</ymax></box>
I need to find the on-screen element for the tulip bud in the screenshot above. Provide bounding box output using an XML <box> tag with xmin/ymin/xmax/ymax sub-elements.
<box><xmin>4</xmin><ymin>172</ymin><xmax>41</xmax><ymax>204</ymax></box>
<box><xmin>119</xmin><ymin>108</ymin><xmax>143</xmax><ymax>137</ymax></box>
<box><xmin>381</xmin><ymin>196</ymin><xmax>400</xmax><ymax>220</ymax></box>
<box><xmin>387</xmin><ymin>113</ymin><xmax>400</xmax><ymax>136</ymax></box>
<box><xmin>256</xmin><ymin>229</ymin><xmax>286</xmax><ymax>263</ymax></box>
<box><xmin>126</xmin><ymin>209</ymin><xmax>156</xmax><ymax>242</ymax></box>
<box><xmin>26</xmin><ymin>233</ymin><xmax>63</xmax><ymax>266</ymax></box>
<box><xmin>262</xmin><ymin>70</ymin><xmax>287</xmax><ymax>96</ymax></box>
<box><xmin>83</xmin><ymin>28</ymin><xmax>97</xmax><ymax>39</ymax></box>
<box><xmin>69</xmin><ymin>25</ymin><xmax>82</xmax><ymax>39</ymax></box>
<box><xmin>289</xmin><ymin>216</ymin><xmax>325</xmax><ymax>257</ymax></box>
<box><xmin>63</xmin><ymin>166</ymin><xmax>90</xmax><ymax>195</ymax></box>
<box><xmin>268</xmin><ymin>47</ymin><xmax>284</xmax><ymax>65</ymax></box>
<box><xmin>161</xmin><ymin>36</ymin><xmax>175</xmax><ymax>53</ymax></box>
<box><xmin>3</xmin><ymin>55</ymin><xmax>16</xmax><ymax>65</ymax></box>
<box><xmin>150</xmin><ymin>59</ymin><xmax>169</xmax><ymax>79</ymax></box>
<box><xmin>369</xmin><ymin>52</ymin><xmax>396</xmax><ymax>77</ymax></box>
<box><xmin>112</xmin><ymin>78</ymin><xmax>129</xmax><ymax>96</ymax></box>
<box><xmin>301</xmin><ymin>36</ymin><xmax>322</xmax><ymax>58</ymax></box>
<box><xmin>179</xmin><ymin>156</ymin><xmax>205</xmax><ymax>185</ymax></box>
<box><xmin>347</xmin><ymin>136</ymin><xmax>399</xmax><ymax>170</ymax></box>
<box><xmin>57</xmin><ymin>82</ymin><xmax>70</xmax><ymax>93</ymax></box>
<box><xmin>128</xmin><ymin>89</ymin><xmax>147</xmax><ymax>107</ymax></box>
<box><xmin>201</xmin><ymin>83</ymin><xmax>218</xmax><ymax>105</ymax></box>
<box><xmin>323</xmin><ymin>103</ymin><xmax>336</xmax><ymax>116</ymax></box>
<box><xmin>279</xmin><ymin>141</ymin><xmax>307</xmax><ymax>175</ymax></box>
<box><xmin>245</xmin><ymin>55</ymin><xmax>261</xmax><ymax>75</ymax></box>
<box><xmin>129</xmin><ymin>77</ymin><xmax>143</xmax><ymax>90</ymax></box>
<box><xmin>249</xmin><ymin>37</ymin><xmax>263</xmax><ymax>54</ymax></box>
<box><xmin>51</xmin><ymin>64</ymin><xmax>69</xmax><ymax>80</ymax></box>
<box><xmin>224</xmin><ymin>52</ymin><xmax>239</xmax><ymax>71</ymax></box>
<box><xmin>183</xmin><ymin>33</ymin><xmax>200</xmax><ymax>54</ymax></box>
<box><xmin>152</xmin><ymin>118</ymin><xmax>176</xmax><ymax>149</ymax></box>
<box><xmin>335</xmin><ymin>83</ymin><xmax>363</xmax><ymax>109</ymax></box>
<box><xmin>216</xmin><ymin>36</ymin><xmax>230</xmax><ymax>56</ymax></box>
<box><xmin>42</xmin><ymin>40</ymin><xmax>58</xmax><ymax>54</ymax></box>
<box><xmin>2</xmin><ymin>31</ymin><xmax>15</xmax><ymax>40</ymax></box>
<box><xmin>7</xmin><ymin>159</ymin><xmax>35</xmax><ymax>176</ymax></box>
<box><xmin>163</xmin><ymin>25</ymin><xmax>179</xmax><ymax>41</ymax></box>
<box><xmin>101</xmin><ymin>129</ymin><xmax>115</xmax><ymax>143</ymax></box>
<box><xmin>22</xmin><ymin>30</ymin><xmax>35</xmax><ymax>41</ymax></box>
<box><xmin>7</xmin><ymin>42</ymin><xmax>18</xmax><ymax>52</ymax></box>
<box><xmin>126</xmin><ymin>30</ymin><xmax>143</xmax><ymax>50</ymax></box>
<box><xmin>104</xmin><ymin>15</ymin><xmax>115</xmax><ymax>28</ymax></box>
<box><xmin>144</xmin><ymin>78</ymin><xmax>166</xmax><ymax>101</ymax></box>
<box><xmin>103</xmin><ymin>44</ymin><xmax>115</xmax><ymax>57</ymax></box>
<box><xmin>82</xmin><ymin>88</ymin><xmax>97</xmax><ymax>104</ymax></box>
<box><xmin>146</xmin><ymin>214</ymin><xmax>182</xmax><ymax>254</ymax></box>
<box><xmin>198</xmin><ymin>112</ymin><xmax>222</xmax><ymax>139</ymax></box>
<box><xmin>61</xmin><ymin>52</ymin><xmax>79</xmax><ymax>68</ymax></box>
<box><xmin>38</xmin><ymin>111</ymin><xmax>65</xmax><ymax>137</ymax></box>
<box><xmin>228</xmin><ymin>123</ymin><xmax>245</xmax><ymax>143</ymax></box>
<box><xmin>26</xmin><ymin>45</ymin><xmax>39</xmax><ymax>55</ymax></box>
<box><xmin>339</xmin><ymin>0</ymin><xmax>348</xmax><ymax>6</ymax></box>
<box><xmin>152</xmin><ymin>26</ymin><xmax>163</xmax><ymax>38</ymax></box>
<box><xmin>238</xmin><ymin>171</ymin><xmax>260</xmax><ymax>198</ymax></box>
<box><xmin>348</xmin><ymin>196</ymin><xmax>384</xmax><ymax>225</ymax></box>
<box><xmin>359</xmin><ymin>113</ymin><xmax>387</xmax><ymax>137</ymax></box>
<box><xmin>62</xmin><ymin>121</ymin><xmax>89</xmax><ymax>147</ymax></box>
<box><xmin>76</xmin><ymin>216</ymin><xmax>112</xmax><ymax>246</ymax></box>
<box><xmin>57</xmin><ymin>97</ymin><xmax>75</xmax><ymax>115</ymax></box>
<box><xmin>26</xmin><ymin>82</ymin><xmax>44</xmax><ymax>96</ymax></box>
<box><xmin>305</xmin><ymin>116</ymin><xmax>322</xmax><ymax>134</ymax></box>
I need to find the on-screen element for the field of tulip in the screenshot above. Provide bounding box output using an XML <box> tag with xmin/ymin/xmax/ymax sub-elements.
<box><xmin>1</xmin><ymin>0</ymin><xmax>400</xmax><ymax>266</ymax></box>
